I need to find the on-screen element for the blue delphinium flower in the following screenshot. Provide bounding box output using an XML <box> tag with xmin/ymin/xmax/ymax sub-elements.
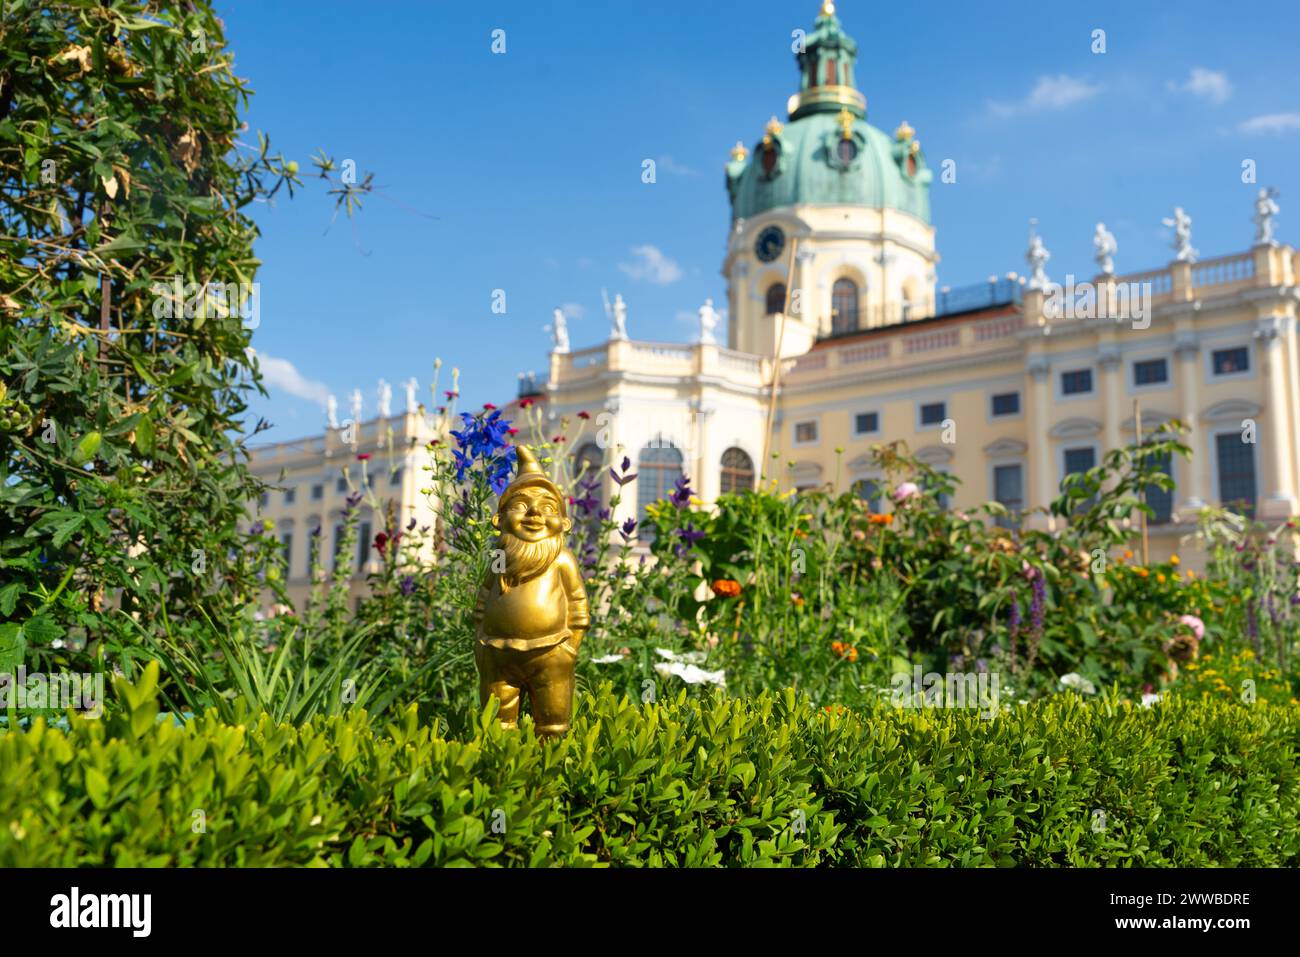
<box><xmin>450</xmin><ymin>409</ymin><xmax>517</xmax><ymax>494</ymax></box>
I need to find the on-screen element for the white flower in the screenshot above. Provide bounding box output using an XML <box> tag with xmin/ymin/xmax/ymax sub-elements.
<box><xmin>591</xmin><ymin>654</ymin><xmax>626</xmax><ymax>665</ymax></box>
<box><xmin>655</xmin><ymin>647</ymin><xmax>708</xmax><ymax>665</ymax></box>
<box><xmin>1059</xmin><ymin>672</ymin><xmax>1097</xmax><ymax>694</ymax></box>
<box><xmin>653</xmin><ymin>661</ymin><xmax>726</xmax><ymax>688</ymax></box>
<box><xmin>1141</xmin><ymin>693</ymin><xmax>1161</xmax><ymax>708</ymax></box>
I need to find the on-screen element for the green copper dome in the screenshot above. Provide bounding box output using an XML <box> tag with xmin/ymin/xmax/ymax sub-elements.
<box><xmin>726</xmin><ymin>3</ymin><xmax>932</xmax><ymax>224</ymax></box>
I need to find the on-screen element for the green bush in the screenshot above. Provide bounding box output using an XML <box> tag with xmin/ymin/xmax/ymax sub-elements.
<box><xmin>2</xmin><ymin>664</ymin><xmax>1296</xmax><ymax>867</ymax></box>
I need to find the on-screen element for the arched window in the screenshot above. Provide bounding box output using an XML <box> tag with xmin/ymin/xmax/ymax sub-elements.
<box><xmin>765</xmin><ymin>283</ymin><xmax>786</xmax><ymax>315</ymax></box>
<box><xmin>571</xmin><ymin>442</ymin><xmax>604</xmax><ymax>523</ymax></box>
<box><xmin>824</xmin><ymin>58</ymin><xmax>837</xmax><ymax>86</ymax></box>
<box><xmin>637</xmin><ymin>441</ymin><xmax>684</xmax><ymax>530</ymax></box>
<box><xmin>831</xmin><ymin>278</ymin><xmax>859</xmax><ymax>334</ymax></box>
<box><xmin>719</xmin><ymin>447</ymin><xmax>755</xmax><ymax>494</ymax></box>
<box><xmin>572</xmin><ymin>442</ymin><xmax>603</xmax><ymax>486</ymax></box>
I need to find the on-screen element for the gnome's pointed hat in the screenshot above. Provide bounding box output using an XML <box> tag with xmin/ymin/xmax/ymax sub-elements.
<box><xmin>500</xmin><ymin>445</ymin><xmax>566</xmax><ymax>515</ymax></box>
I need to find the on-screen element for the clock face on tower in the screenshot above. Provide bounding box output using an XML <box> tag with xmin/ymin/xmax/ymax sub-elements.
<box><xmin>754</xmin><ymin>225</ymin><xmax>785</xmax><ymax>263</ymax></box>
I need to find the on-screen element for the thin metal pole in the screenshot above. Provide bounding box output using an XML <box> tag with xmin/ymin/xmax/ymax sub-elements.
<box><xmin>760</xmin><ymin>237</ymin><xmax>800</xmax><ymax>482</ymax></box>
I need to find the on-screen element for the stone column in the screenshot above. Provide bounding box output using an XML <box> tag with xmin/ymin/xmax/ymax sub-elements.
<box><xmin>1255</xmin><ymin>315</ymin><xmax>1299</xmax><ymax>518</ymax></box>
<box><xmin>1098</xmin><ymin>340</ymin><xmax>1122</xmax><ymax>456</ymax></box>
<box><xmin>1026</xmin><ymin>353</ymin><xmax>1054</xmax><ymax>523</ymax></box>
<box><xmin>1173</xmin><ymin>329</ymin><xmax>1207</xmax><ymax>513</ymax></box>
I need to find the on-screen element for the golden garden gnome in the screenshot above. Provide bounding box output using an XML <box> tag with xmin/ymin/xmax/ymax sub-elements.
<box><xmin>472</xmin><ymin>445</ymin><xmax>589</xmax><ymax>736</ymax></box>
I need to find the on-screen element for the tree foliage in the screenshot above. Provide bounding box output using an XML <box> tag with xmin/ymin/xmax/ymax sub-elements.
<box><xmin>0</xmin><ymin>0</ymin><xmax>318</xmax><ymax>670</ymax></box>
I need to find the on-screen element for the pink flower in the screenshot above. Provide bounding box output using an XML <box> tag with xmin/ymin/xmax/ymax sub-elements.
<box><xmin>893</xmin><ymin>481</ymin><xmax>920</xmax><ymax>504</ymax></box>
<box><xmin>1178</xmin><ymin>614</ymin><xmax>1205</xmax><ymax>641</ymax></box>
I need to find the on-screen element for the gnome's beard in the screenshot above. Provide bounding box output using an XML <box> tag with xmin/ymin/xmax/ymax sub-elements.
<box><xmin>499</xmin><ymin>532</ymin><xmax>562</xmax><ymax>589</ymax></box>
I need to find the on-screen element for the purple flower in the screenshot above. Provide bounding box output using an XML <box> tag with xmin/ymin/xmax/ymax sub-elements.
<box><xmin>676</xmin><ymin>522</ymin><xmax>705</xmax><ymax>547</ymax></box>
<box><xmin>609</xmin><ymin>463</ymin><xmax>638</xmax><ymax>487</ymax></box>
<box><xmin>345</xmin><ymin>492</ymin><xmax>363</xmax><ymax>512</ymax></box>
<box><xmin>669</xmin><ymin>475</ymin><xmax>695</xmax><ymax>509</ymax></box>
<box><xmin>399</xmin><ymin>575</ymin><xmax>416</xmax><ymax>596</ymax></box>
<box><xmin>1007</xmin><ymin>588</ymin><xmax>1022</xmax><ymax>666</ymax></box>
<box><xmin>1246</xmin><ymin>598</ymin><xmax>1260</xmax><ymax>654</ymax></box>
<box><xmin>407</xmin><ymin>517</ymin><xmax>417</xmax><ymax>531</ymax></box>
<box><xmin>620</xmin><ymin>517</ymin><xmax>637</xmax><ymax>542</ymax></box>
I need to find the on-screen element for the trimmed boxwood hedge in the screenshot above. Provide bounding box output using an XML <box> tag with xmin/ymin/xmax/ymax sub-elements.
<box><xmin>1</xmin><ymin>663</ymin><xmax>1297</xmax><ymax>866</ymax></box>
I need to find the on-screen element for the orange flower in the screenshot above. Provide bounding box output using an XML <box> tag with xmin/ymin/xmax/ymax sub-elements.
<box><xmin>1124</xmin><ymin>550</ymin><xmax>1134</xmax><ymax>560</ymax></box>
<box><xmin>711</xmin><ymin>579</ymin><xmax>742</xmax><ymax>598</ymax></box>
<box><xmin>831</xmin><ymin>641</ymin><xmax>858</xmax><ymax>662</ymax></box>
<box><xmin>791</xmin><ymin>594</ymin><xmax>805</xmax><ymax>607</ymax></box>
<box><xmin>1135</xmin><ymin>567</ymin><xmax>1149</xmax><ymax>578</ymax></box>
<box><xmin>867</xmin><ymin>512</ymin><xmax>894</xmax><ymax>526</ymax></box>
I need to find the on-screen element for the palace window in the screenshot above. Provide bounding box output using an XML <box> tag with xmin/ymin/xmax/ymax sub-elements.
<box><xmin>919</xmin><ymin>401</ymin><xmax>946</xmax><ymax>427</ymax></box>
<box><xmin>637</xmin><ymin>441</ymin><xmax>684</xmax><ymax>533</ymax></box>
<box><xmin>854</xmin><ymin>478</ymin><xmax>883</xmax><ymax>512</ymax></box>
<box><xmin>1133</xmin><ymin>358</ymin><xmax>1169</xmax><ymax>386</ymax></box>
<box><xmin>357</xmin><ymin>521</ymin><xmax>371</xmax><ymax>572</ymax></box>
<box><xmin>1061</xmin><ymin>368</ymin><xmax>1093</xmax><ymax>396</ymax></box>
<box><xmin>719</xmin><ymin>447</ymin><xmax>755</xmax><ymax>494</ymax></box>
<box><xmin>1063</xmin><ymin>446</ymin><xmax>1098</xmax><ymax>513</ymax></box>
<box><xmin>993</xmin><ymin>464</ymin><xmax>1023</xmax><ymax>528</ymax></box>
<box><xmin>284</xmin><ymin>487</ymin><xmax>296</xmax><ymax>504</ymax></box>
<box><xmin>794</xmin><ymin>420</ymin><xmax>818</xmax><ymax>445</ymax></box>
<box><xmin>854</xmin><ymin>411</ymin><xmax>879</xmax><ymax>435</ymax></box>
<box><xmin>1216</xmin><ymin>433</ymin><xmax>1256</xmax><ymax>516</ymax></box>
<box><xmin>390</xmin><ymin>467</ymin><xmax>403</xmax><ymax>487</ymax></box>
<box><xmin>990</xmin><ymin>391</ymin><xmax>1020</xmax><ymax>417</ymax></box>
<box><xmin>1212</xmin><ymin>346</ymin><xmax>1250</xmax><ymax>376</ymax></box>
<box><xmin>1143</xmin><ymin>449</ymin><xmax>1174</xmax><ymax>525</ymax></box>
<box><xmin>336</xmin><ymin>476</ymin><xmax>347</xmax><ymax>493</ymax></box>
<box><xmin>280</xmin><ymin>533</ymin><xmax>293</xmax><ymax>576</ymax></box>
<box><xmin>765</xmin><ymin>283</ymin><xmax>787</xmax><ymax>315</ymax></box>
<box><xmin>831</xmin><ymin>279</ymin><xmax>859</xmax><ymax>334</ymax></box>
<box><xmin>311</xmin><ymin>484</ymin><xmax>324</xmax><ymax>501</ymax></box>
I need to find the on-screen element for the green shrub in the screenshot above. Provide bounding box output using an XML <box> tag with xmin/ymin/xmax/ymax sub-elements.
<box><xmin>1</xmin><ymin>664</ymin><xmax>1296</xmax><ymax>867</ymax></box>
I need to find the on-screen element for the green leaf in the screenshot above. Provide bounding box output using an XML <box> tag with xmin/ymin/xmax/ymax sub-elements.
<box><xmin>134</xmin><ymin>415</ymin><xmax>155</xmax><ymax>456</ymax></box>
<box><xmin>74</xmin><ymin>431</ymin><xmax>102</xmax><ymax>464</ymax></box>
<box><xmin>84</xmin><ymin>767</ymin><xmax>110</xmax><ymax>808</ymax></box>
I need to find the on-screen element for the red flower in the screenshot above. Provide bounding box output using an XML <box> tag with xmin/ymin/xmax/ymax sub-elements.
<box><xmin>552</xmin><ymin>435</ymin><xmax>566</xmax><ymax>443</ymax></box>
<box><xmin>507</xmin><ymin>428</ymin><xmax>519</xmax><ymax>436</ymax></box>
<box><xmin>577</xmin><ymin>410</ymin><xmax>590</xmax><ymax>420</ymax></box>
<box><xmin>519</xmin><ymin>399</ymin><xmax>534</xmax><ymax>408</ymax></box>
<box><xmin>483</xmin><ymin>403</ymin><xmax>496</xmax><ymax>410</ymax></box>
<box><xmin>356</xmin><ymin>453</ymin><xmax>371</xmax><ymax>461</ymax></box>
<box><xmin>444</xmin><ymin>390</ymin><xmax>459</xmax><ymax>399</ymax></box>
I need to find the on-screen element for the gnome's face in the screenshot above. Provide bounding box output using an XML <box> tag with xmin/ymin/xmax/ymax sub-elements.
<box><xmin>495</xmin><ymin>486</ymin><xmax>570</xmax><ymax>543</ymax></box>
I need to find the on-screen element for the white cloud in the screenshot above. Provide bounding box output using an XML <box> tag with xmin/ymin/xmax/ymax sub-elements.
<box><xmin>988</xmin><ymin>74</ymin><xmax>1101</xmax><ymax>118</ymax></box>
<box><xmin>1239</xmin><ymin>112</ymin><xmax>1300</xmax><ymax>135</ymax></box>
<box><xmin>560</xmin><ymin>302</ymin><xmax>586</xmax><ymax>320</ymax></box>
<box><xmin>618</xmin><ymin>245</ymin><xmax>683</xmax><ymax>285</ymax></box>
<box><xmin>1167</xmin><ymin>67</ymin><xmax>1232</xmax><ymax>105</ymax></box>
<box><xmin>656</xmin><ymin>155</ymin><xmax>699</xmax><ymax>177</ymax></box>
<box><xmin>247</xmin><ymin>349</ymin><xmax>329</xmax><ymax>406</ymax></box>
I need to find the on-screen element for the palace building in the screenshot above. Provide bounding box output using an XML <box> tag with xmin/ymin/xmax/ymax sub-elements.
<box><xmin>250</xmin><ymin>1</ymin><xmax>1298</xmax><ymax>605</ymax></box>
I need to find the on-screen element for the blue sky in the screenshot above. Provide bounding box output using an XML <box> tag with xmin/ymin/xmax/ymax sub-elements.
<box><xmin>225</xmin><ymin>0</ymin><xmax>1300</xmax><ymax>441</ymax></box>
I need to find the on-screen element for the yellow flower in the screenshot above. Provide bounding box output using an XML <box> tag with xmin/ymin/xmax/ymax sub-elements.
<box><xmin>1170</xmin><ymin>554</ymin><xmax>1180</xmax><ymax>565</ymax></box>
